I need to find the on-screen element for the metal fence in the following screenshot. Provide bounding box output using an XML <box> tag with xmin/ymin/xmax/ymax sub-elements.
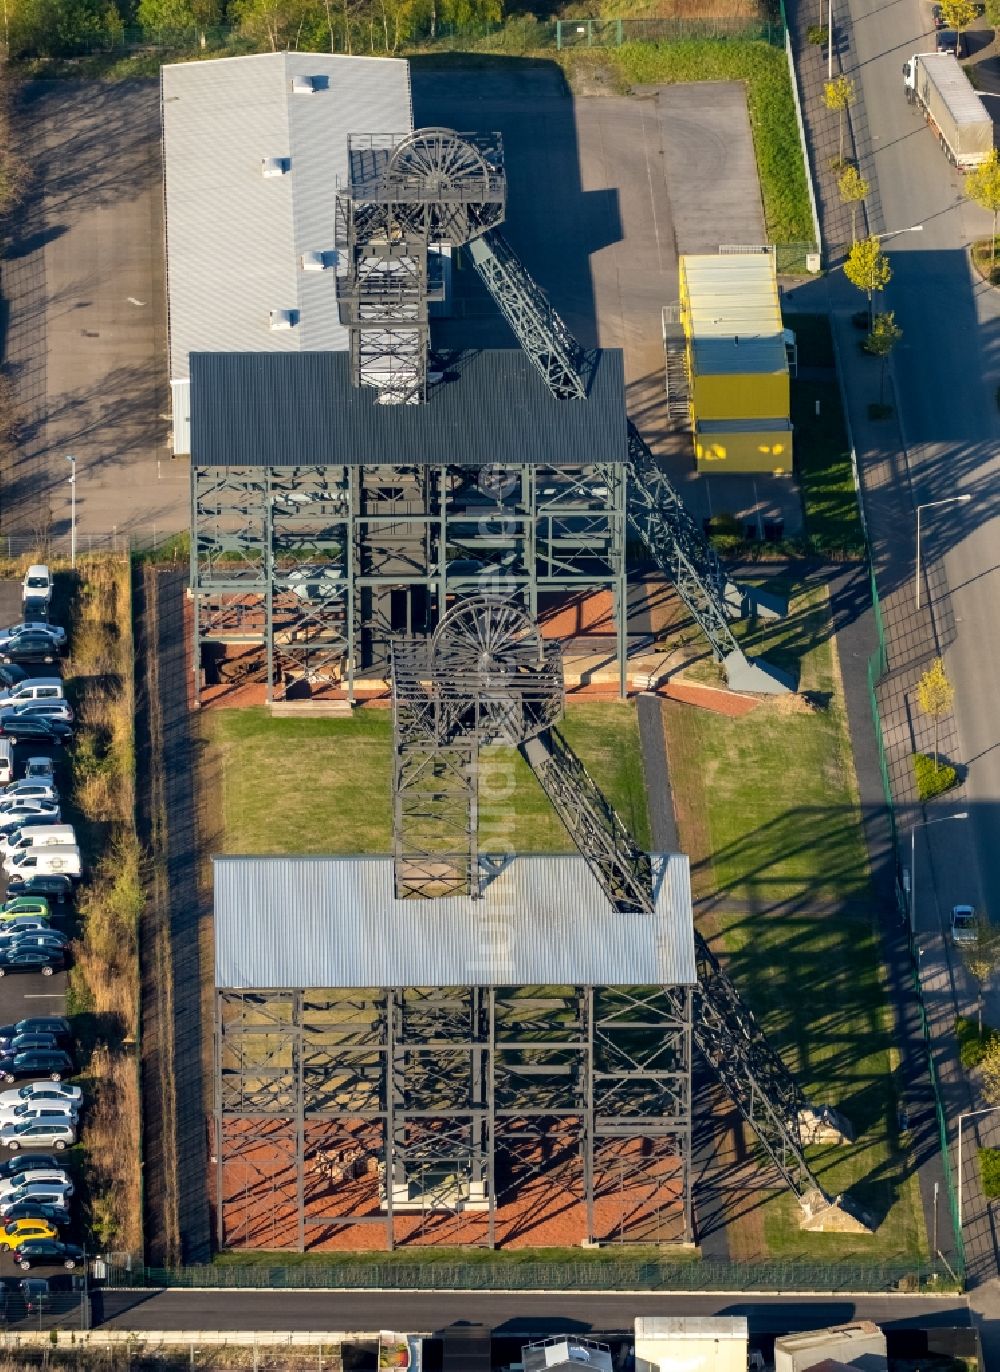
<box><xmin>101</xmin><ymin>1257</ymin><xmax>958</xmax><ymax>1292</ymax></box>
<box><xmin>553</xmin><ymin>16</ymin><xmax>784</xmax><ymax>46</ymax></box>
<box><xmin>0</xmin><ymin>530</ymin><xmax>187</xmax><ymax>560</ymax></box>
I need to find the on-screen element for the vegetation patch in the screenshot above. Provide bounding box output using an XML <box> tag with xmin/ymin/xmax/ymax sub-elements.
<box><xmin>980</xmin><ymin>1147</ymin><xmax>1000</xmax><ymax>1199</ymax></box>
<box><xmin>971</xmin><ymin>238</ymin><xmax>1000</xmax><ymax>286</ymax></box>
<box><xmin>913</xmin><ymin>751</ymin><xmax>958</xmax><ymax>802</ymax></box>
<box><xmin>62</xmin><ymin>554</ymin><xmax>143</xmax><ymax>1253</ymax></box>
<box><xmin>662</xmin><ymin>580</ymin><xmax>927</xmax><ymax>1261</ymax></box>
<box><xmin>955</xmin><ymin>1015</ymin><xmax>1000</xmax><ymax>1069</ymax></box>
<box><xmin>205</xmin><ymin>700</ymin><xmax>649</xmax><ymax>855</ymax></box>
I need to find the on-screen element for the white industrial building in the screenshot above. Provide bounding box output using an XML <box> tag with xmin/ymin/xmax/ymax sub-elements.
<box><xmin>160</xmin><ymin>50</ymin><xmax>413</xmax><ymax>455</ymax></box>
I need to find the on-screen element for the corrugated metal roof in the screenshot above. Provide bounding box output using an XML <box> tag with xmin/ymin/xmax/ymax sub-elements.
<box><xmin>681</xmin><ymin>254</ymin><xmax>786</xmax><ymax>376</ymax></box>
<box><xmin>189</xmin><ymin>348</ymin><xmax>627</xmax><ymax>467</ymax></box>
<box><xmin>214</xmin><ymin>853</ymin><xmax>696</xmax><ymax>989</ymax></box>
<box><xmin>162</xmin><ymin>51</ymin><xmax>412</xmax><ymax>389</ymax></box>
<box><xmin>635</xmin><ymin>1319</ymin><xmax>749</xmax><ymax>1341</ymax></box>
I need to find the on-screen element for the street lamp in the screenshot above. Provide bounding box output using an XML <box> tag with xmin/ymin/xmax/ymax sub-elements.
<box><xmin>959</xmin><ymin>1105</ymin><xmax>1000</xmax><ymax>1229</ymax></box>
<box><xmin>65</xmin><ymin>455</ymin><xmax>76</xmax><ymax>570</ymax></box>
<box><xmin>909</xmin><ymin>810</ymin><xmax>969</xmax><ymax>936</ymax></box>
<box><xmin>916</xmin><ymin>494</ymin><xmax>972</xmax><ymax>609</ymax></box>
<box><xmin>873</xmin><ymin>224</ymin><xmax>923</xmax><ymax>241</ymax></box>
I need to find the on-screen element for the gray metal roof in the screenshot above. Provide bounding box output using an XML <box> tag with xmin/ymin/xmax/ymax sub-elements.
<box><xmin>189</xmin><ymin>348</ymin><xmax>628</xmax><ymax>467</ymax></box>
<box><xmin>213</xmin><ymin>853</ymin><xmax>696</xmax><ymax>989</ymax></box>
<box><xmin>162</xmin><ymin>51</ymin><xmax>412</xmax><ymax>435</ymax></box>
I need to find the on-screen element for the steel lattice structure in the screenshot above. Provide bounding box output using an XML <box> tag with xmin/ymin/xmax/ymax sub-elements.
<box><xmin>215</xmin><ymin>982</ymin><xmax>693</xmax><ymax>1250</ymax></box>
<box><xmin>391</xmin><ymin>597</ymin><xmax>824</xmax><ymax>1215</ymax></box>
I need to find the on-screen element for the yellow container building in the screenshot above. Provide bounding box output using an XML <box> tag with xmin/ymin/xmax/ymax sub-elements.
<box><xmin>678</xmin><ymin>253</ymin><xmax>792</xmax><ymax>474</ymax></box>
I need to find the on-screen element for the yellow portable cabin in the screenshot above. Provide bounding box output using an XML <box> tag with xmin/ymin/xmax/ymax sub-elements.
<box><xmin>678</xmin><ymin>253</ymin><xmax>792</xmax><ymax>474</ymax></box>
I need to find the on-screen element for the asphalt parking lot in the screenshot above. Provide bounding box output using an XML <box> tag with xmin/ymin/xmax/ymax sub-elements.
<box><xmin>0</xmin><ymin>581</ymin><xmax>87</xmax><ymax>1325</ymax></box>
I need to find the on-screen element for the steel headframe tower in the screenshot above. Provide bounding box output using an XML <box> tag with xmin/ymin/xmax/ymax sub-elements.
<box><xmin>336</xmin><ymin>126</ymin><xmax>788</xmax><ymax>690</ymax></box>
<box><xmin>392</xmin><ymin>596</ymin><xmax>831</xmax><ymax>1220</ymax></box>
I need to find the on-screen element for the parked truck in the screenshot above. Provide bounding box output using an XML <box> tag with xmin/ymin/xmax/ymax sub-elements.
<box><xmin>903</xmin><ymin>51</ymin><xmax>993</xmax><ymax>169</ymax></box>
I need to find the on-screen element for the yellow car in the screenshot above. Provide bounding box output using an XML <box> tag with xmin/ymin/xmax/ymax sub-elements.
<box><xmin>0</xmin><ymin>1218</ymin><xmax>58</xmax><ymax>1250</ymax></box>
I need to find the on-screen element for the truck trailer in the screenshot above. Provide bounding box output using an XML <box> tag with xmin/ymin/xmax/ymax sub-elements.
<box><xmin>903</xmin><ymin>51</ymin><xmax>993</xmax><ymax>169</ymax></box>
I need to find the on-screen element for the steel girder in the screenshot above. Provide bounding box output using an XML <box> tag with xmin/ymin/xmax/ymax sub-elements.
<box><xmin>216</xmin><ymin>984</ymin><xmax>691</xmax><ymax>1249</ymax></box>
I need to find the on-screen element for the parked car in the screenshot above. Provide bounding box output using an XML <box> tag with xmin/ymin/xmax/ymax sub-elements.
<box><xmin>0</xmin><ymin>668</ymin><xmax>28</xmax><ymax>694</ymax></box>
<box><xmin>0</xmin><ymin>1201</ymin><xmax>69</xmax><ymax>1227</ymax></box>
<box><xmin>6</xmin><ymin>848</ymin><xmax>81</xmax><ymax>882</ymax></box>
<box><xmin>935</xmin><ymin>26</ymin><xmax>959</xmax><ymax>50</ymax></box>
<box><xmin>0</xmin><ymin>1154</ymin><xmax>63</xmax><ymax>1180</ymax></box>
<box><xmin>17</xmin><ymin>1239</ymin><xmax>84</xmax><ymax>1271</ymax></box>
<box><xmin>11</xmin><ymin>1020</ymin><xmax>70</xmax><ymax>1043</ymax></box>
<box><xmin>0</xmin><ymin>1050</ymin><xmax>73</xmax><ymax>1083</ymax></box>
<box><xmin>950</xmin><ymin>904</ymin><xmax>979</xmax><ymax>945</ymax></box>
<box><xmin>0</xmin><ymin>784</ymin><xmax>59</xmax><ymax>808</ymax></box>
<box><xmin>0</xmin><ymin>899</ymin><xmax>50</xmax><ymax>921</ymax></box>
<box><xmin>0</xmin><ymin>1168</ymin><xmax>71</xmax><ymax>1196</ymax></box>
<box><xmin>0</xmin><ymin>625</ymin><xmax>65</xmax><ymax>653</ymax></box>
<box><xmin>4</xmin><ymin>876</ymin><xmax>71</xmax><ymax>905</ymax></box>
<box><xmin>0</xmin><ymin>1186</ymin><xmax>73</xmax><ymax>1217</ymax></box>
<box><xmin>7</xmin><ymin>702</ymin><xmax>73</xmax><ymax>726</ymax></box>
<box><xmin>0</xmin><ymin>715</ymin><xmax>72</xmax><ymax>746</ymax></box>
<box><xmin>0</xmin><ymin>1035</ymin><xmax>62</xmax><ymax>1058</ymax></box>
<box><xmin>286</xmin><ymin>564</ymin><xmax>345</xmax><ymax>600</ymax></box>
<box><xmin>0</xmin><ymin>918</ymin><xmax>56</xmax><ymax>940</ymax></box>
<box><xmin>22</xmin><ymin>759</ymin><xmax>55</xmax><ymax>786</ymax></box>
<box><xmin>0</xmin><ymin>1084</ymin><xmax>80</xmax><ymax>1112</ymax></box>
<box><xmin>0</xmin><ymin>634</ymin><xmax>61</xmax><ymax>668</ymax></box>
<box><xmin>0</xmin><ymin>1119</ymin><xmax>76</xmax><ymax>1151</ymax></box>
<box><xmin>0</xmin><ymin>803</ymin><xmax>61</xmax><ymax>834</ymax></box>
<box><xmin>0</xmin><ymin>1107</ymin><xmax>78</xmax><ymax>1138</ymax></box>
<box><xmin>0</xmin><ymin>949</ymin><xmax>63</xmax><ymax>977</ymax></box>
<box><xmin>20</xmin><ymin>598</ymin><xmax>50</xmax><ymax>628</ymax></box>
<box><xmin>0</xmin><ymin>1219</ymin><xmax>58</xmax><ymax>1250</ymax></box>
<box><xmin>19</xmin><ymin>1277</ymin><xmax>50</xmax><ymax>1312</ymax></box>
<box><xmin>4</xmin><ymin>936</ymin><xmax>69</xmax><ymax>960</ymax></box>
<box><xmin>20</xmin><ymin>568</ymin><xmax>52</xmax><ymax>608</ymax></box>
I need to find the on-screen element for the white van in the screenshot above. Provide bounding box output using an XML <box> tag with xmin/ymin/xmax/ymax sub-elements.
<box><xmin>2</xmin><ymin>825</ymin><xmax>76</xmax><ymax>867</ymax></box>
<box><xmin>21</xmin><ymin>566</ymin><xmax>52</xmax><ymax>606</ymax></box>
<box><xmin>0</xmin><ymin>679</ymin><xmax>63</xmax><ymax>707</ymax></box>
<box><xmin>0</xmin><ymin>742</ymin><xmax>13</xmax><ymax>788</ymax></box>
<box><xmin>6</xmin><ymin>846</ymin><xmax>80</xmax><ymax>880</ymax></box>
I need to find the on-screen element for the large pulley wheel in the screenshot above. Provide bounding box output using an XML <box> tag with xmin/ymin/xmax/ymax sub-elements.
<box><xmin>386</xmin><ymin>127</ymin><xmax>491</xmax><ymax>195</ymax></box>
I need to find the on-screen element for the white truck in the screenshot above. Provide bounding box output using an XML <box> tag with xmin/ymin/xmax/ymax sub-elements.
<box><xmin>903</xmin><ymin>52</ymin><xmax>993</xmax><ymax>169</ymax></box>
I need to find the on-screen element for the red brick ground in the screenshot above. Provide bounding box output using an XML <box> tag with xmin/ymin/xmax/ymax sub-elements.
<box><xmin>217</xmin><ymin>1117</ymin><xmax>686</xmax><ymax>1252</ymax></box>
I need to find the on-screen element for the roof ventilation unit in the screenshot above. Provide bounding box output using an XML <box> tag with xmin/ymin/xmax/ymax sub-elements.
<box><xmin>269</xmin><ymin>309</ymin><xmax>296</xmax><ymax>330</ymax></box>
<box><xmin>291</xmin><ymin>74</ymin><xmax>315</xmax><ymax>94</ymax></box>
<box><xmin>301</xmin><ymin>250</ymin><xmax>329</xmax><ymax>272</ymax></box>
<box><xmin>261</xmin><ymin>156</ymin><xmax>289</xmax><ymax>178</ymax></box>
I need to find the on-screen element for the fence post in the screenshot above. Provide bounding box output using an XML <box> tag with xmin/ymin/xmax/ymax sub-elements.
<box><xmin>616</xmin><ymin>17</ymin><xmax>623</xmax><ymax>43</ymax></box>
<box><xmin>587</xmin><ymin>18</ymin><xmax>593</xmax><ymax>44</ymax></box>
<box><xmin>555</xmin><ymin>18</ymin><xmax>562</xmax><ymax>47</ymax></box>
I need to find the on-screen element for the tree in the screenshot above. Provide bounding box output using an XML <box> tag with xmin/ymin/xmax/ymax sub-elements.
<box><xmin>966</xmin><ymin>149</ymin><xmax>1000</xmax><ymax>280</ymax></box>
<box><xmin>838</xmin><ymin>164</ymin><xmax>869</xmax><ymax>243</ymax></box>
<box><xmin>824</xmin><ymin>75</ymin><xmax>854</xmax><ymax>165</ymax></box>
<box><xmin>963</xmin><ymin>925</ymin><xmax>1000</xmax><ymax>1035</ymax></box>
<box><xmin>864</xmin><ymin>310</ymin><xmax>902</xmax><ymax>404</ymax></box>
<box><xmin>981</xmin><ymin>1036</ymin><xmax>1000</xmax><ymax>1105</ymax></box>
<box><xmin>844</xmin><ymin>235</ymin><xmax>892</xmax><ymax>325</ymax></box>
<box><xmin>916</xmin><ymin>657</ymin><xmax>955</xmax><ymax>773</ymax></box>
<box><xmin>939</xmin><ymin>0</ymin><xmax>977</xmax><ymax>53</ymax></box>
<box><xmin>137</xmin><ymin>0</ymin><xmax>198</xmax><ymax>29</ymax></box>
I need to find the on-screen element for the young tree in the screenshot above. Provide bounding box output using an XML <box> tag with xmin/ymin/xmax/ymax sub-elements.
<box><xmin>824</xmin><ymin>75</ymin><xmax>854</xmax><ymax>165</ymax></box>
<box><xmin>865</xmin><ymin>310</ymin><xmax>902</xmax><ymax>404</ymax></box>
<box><xmin>966</xmin><ymin>149</ymin><xmax>1000</xmax><ymax>279</ymax></box>
<box><xmin>939</xmin><ymin>0</ymin><xmax>977</xmax><ymax>54</ymax></box>
<box><xmin>844</xmin><ymin>235</ymin><xmax>892</xmax><ymax>325</ymax></box>
<box><xmin>138</xmin><ymin>0</ymin><xmax>197</xmax><ymax>29</ymax></box>
<box><xmin>916</xmin><ymin>657</ymin><xmax>955</xmax><ymax>773</ymax></box>
<box><xmin>963</xmin><ymin>925</ymin><xmax>1000</xmax><ymax>1035</ymax></box>
<box><xmin>838</xmin><ymin>164</ymin><xmax>869</xmax><ymax>243</ymax></box>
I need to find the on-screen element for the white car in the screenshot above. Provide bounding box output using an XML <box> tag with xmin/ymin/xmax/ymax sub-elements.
<box><xmin>951</xmin><ymin>904</ymin><xmax>979</xmax><ymax>945</ymax></box>
<box><xmin>0</xmin><ymin>1169</ymin><xmax>72</xmax><ymax>1197</ymax></box>
<box><xmin>0</xmin><ymin>624</ymin><xmax>64</xmax><ymax>652</ymax></box>
<box><xmin>0</xmin><ymin>803</ymin><xmax>60</xmax><ymax>835</ymax></box>
<box><xmin>8</xmin><ymin>702</ymin><xmax>73</xmax><ymax>725</ymax></box>
<box><xmin>0</xmin><ymin>1103</ymin><xmax>78</xmax><ymax>1132</ymax></box>
<box><xmin>0</xmin><ymin>919</ymin><xmax>53</xmax><ymax>939</ymax></box>
<box><xmin>0</xmin><ymin>1083</ymin><xmax>80</xmax><ymax>1112</ymax></box>
<box><xmin>0</xmin><ymin>785</ymin><xmax>58</xmax><ymax>810</ymax></box>
<box><xmin>23</xmin><ymin>760</ymin><xmax>55</xmax><ymax>786</ymax></box>
<box><xmin>0</xmin><ymin>1120</ymin><xmax>76</xmax><ymax>1151</ymax></box>
<box><xmin>21</xmin><ymin>568</ymin><xmax>51</xmax><ymax>607</ymax></box>
<box><xmin>285</xmin><ymin>564</ymin><xmax>344</xmax><ymax>600</ymax></box>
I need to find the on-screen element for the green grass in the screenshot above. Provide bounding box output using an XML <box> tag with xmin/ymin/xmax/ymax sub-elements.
<box><xmin>786</xmin><ymin>313</ymin><xmax>866</xmax><ymax>560</ymax></box>
<box><xmin>205</xmin><ymin>701</ymin><xmax>649</xmax><ymax>855</ymax></box>
<box><xmin>581</xmin><ymin>40</ymin><xmax>813</xmax><ymax>243</ymax></box>
<box><xmin>663</xmin><ymin>582</ymin><xmax>927</xmax><ymax>1261</ymax></box>
<box><xmin>980</xmin><ymin>1147</ymin><xmax>1000</xmax><ymax>1199</ymax></box>
<box><xmin>956</xmin><ymin>1015</ymin><xmax>1000</xmax><ymax>1070</ymax></box>
<box><xmin>213</xmin><ymin>1244</ymin><xmax>700</xmax><ymax>1268</ymax></box>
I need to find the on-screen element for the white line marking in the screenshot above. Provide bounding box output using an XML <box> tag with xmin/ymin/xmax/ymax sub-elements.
<box><xmin>126</xmin><ymin>297</ymin><xmax>147</xmax><ymax>307</ymax></box>
<box><xmin>20</xmin><ymin>994</ymin><xmax>64</xmax><ymax>1000</ymax></box>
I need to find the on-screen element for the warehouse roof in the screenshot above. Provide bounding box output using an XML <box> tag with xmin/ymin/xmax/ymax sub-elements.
<box><xmin>190</xmin><ymin>348</ymin><xmax>627</xmax><ymax>467</ymax></box>
<box><xmin>214</xmin><ymin>853</ymin><xmax>696</xmax><ymax>989</ymax></box>
<box><xmin>681</xmin><ymin>253</ymin><xmax>787</xmax><ymax>376</ymax></box>
<box><xmin>162</xmin><ymin>51</ymin><xmax>412</xmax><ymax>449</ymax></box>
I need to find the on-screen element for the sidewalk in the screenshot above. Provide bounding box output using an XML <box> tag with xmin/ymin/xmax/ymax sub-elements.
<box><xmin>785</xmin><ymin>0</ymin><xmax>1000</xmax><ymax>1287</ymax></box>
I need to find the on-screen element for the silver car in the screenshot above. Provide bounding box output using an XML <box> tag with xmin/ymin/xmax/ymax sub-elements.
<box><xmin>0</xmin><ymin>1119</ymin><xmax>76</xmax><ymax>1151</ymax></box>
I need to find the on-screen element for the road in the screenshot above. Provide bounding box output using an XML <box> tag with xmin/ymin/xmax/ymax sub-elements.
<box><xmin>93</xmin><ymin>1288</ymin><xmax>971</xmax><ymax>1335</ymax></box>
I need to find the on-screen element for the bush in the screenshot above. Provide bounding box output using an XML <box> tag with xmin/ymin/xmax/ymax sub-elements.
<box><xmin>807</xmin><ymin>23</ymin><xmax>829</xmax><ymax>42</ymax></box>
<box><xmin>913</xmin><ymin>751</ymin><xmax>958</xmax><ymax>801</ymax></box>
<box><xmin>980</xmin><ymin>1147</ymin><xmax>1000</xmax><ymax>1198</ymax></box>
<box><xmin>956</xmin><ymin>1015</ymin><xmax>1000</xmax><ymax>1069</ymax></box>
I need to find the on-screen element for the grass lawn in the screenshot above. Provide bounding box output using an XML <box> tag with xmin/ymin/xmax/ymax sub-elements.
<box><xmin>213</xmin><ymin>1243</ymin><xmax>699</xmax><ymax>1268</ymax></box>
<box><xmin>205</xmin><ymin>700</ymin><xmax>649</xmax><ymax>856</ymax></box>
<box><xmin>664</xmin><ymin>580</ymin><xmax>927</xmax><ymax>1261</ymax></box>
<box><xmin>786</xmin><ymin>313</ymin><xmax>866</xmax><ymax>559</ymax></box>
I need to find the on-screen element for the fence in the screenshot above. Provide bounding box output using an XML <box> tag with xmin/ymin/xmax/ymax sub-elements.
<box><xmin>553</xmin><ymin>15</ymin><xmax>783</xmax><ymax>46</ymax></box>
<box><xmin>783</xmin><ymin>28</ymin><xmax>823</xmax><ymax>263</ymax></box>
<box><xmin>102</xmin><ymin>1256</ymin><xmax>958</xmax><ymax>1292</ymax></box>
<box><xmin>0</xmin><ymin>530</ymin><xmax>188</xmax><ymax>560</ymax></box>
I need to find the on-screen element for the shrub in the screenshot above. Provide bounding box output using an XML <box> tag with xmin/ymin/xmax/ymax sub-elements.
<box><xmin>956</xmin><ymin>1015</ymin><xmax>1000</xmax><ymax>1068</ymax></box>
<box><xmin>981</xmin><ymin>1147</ymin><xmax>1000</xmax><ymax>1198</ymax></box>
<box><xmin>913</xmin><ymin>751</ymin><xmax>958</xmax><ymax>801</ymax></box>
<box><xmin>807</xmin><ymin>23</ymin><xmax>829</xmax><ymax>42</ymax></box>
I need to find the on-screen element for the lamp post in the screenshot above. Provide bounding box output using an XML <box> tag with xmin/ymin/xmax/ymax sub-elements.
<box><xmin>916</xmin><ymin>494</ymin><xmax>972</xmax><ymax>609</ymax></box>
<box><xmin>959</xmin><ymin>1105</ymin><xmax>1000</xmax><ymax>1229</ymax></box>
<box><xmin>828</xmin><ymin>0</ymin><xmax>833</xmax><ymax>79</ymax></box>
<box><xmin>873</xmin><ymin>224</ymin><xmax>924</xmax><ymax>241</ymax></box>
<box><xmin>65</xmin><ymin>455</ymin><xmax>76</xmax><ymax>570</ymax></box>
<box><xmin>909</xmin><ymin>810</ymin><xmax>968</xmax><ymax>937</ymax></box>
